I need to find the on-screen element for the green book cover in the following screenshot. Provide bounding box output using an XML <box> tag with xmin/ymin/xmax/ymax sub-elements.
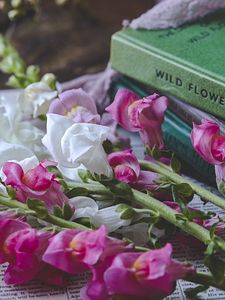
<box><xmin>111</xmin><ymin>10</ymin><xmax>225</xmax><ymax>120</ymax></box>
<box><xmin>110</xmin><ymin>77</ymin><xmax>215</xmax><ymax>185</ymax></box>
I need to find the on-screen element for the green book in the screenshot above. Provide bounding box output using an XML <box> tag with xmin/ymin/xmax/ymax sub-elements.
<box><xmin>111</xmin><ymin>11</ymin><xmax>225</xmax><ymax>120</ymax></box>
<box><xmin>110</xmin><ymin>77</ymin><xmax>215</xmax><ymax>186</ymax></box>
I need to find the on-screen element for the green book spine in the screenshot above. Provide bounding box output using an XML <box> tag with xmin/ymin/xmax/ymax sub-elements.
<box><xmin>110</xmin><ymin>77</ymin><xmax>215</xmax><ymax>185</ymax></box>
<box><xmin>110</xmin><ymin>12</ymin><xmax>225</xmax><ymax>120</ymax></box>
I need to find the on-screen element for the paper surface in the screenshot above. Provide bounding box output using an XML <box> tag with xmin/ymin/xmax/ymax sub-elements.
<box><xmin>1</xmin><ymin>127</ymin><xmax>225</xmax><ymax>299</ymax></box>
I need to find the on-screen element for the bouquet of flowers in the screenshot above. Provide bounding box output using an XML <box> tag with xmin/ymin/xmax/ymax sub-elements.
<box><xmin>0</xmin><ymin>36</ymin><xmax>225</xmax><ymax>300</ymax></box>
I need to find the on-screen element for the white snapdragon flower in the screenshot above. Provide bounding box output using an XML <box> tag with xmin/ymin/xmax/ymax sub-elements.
<box><xmin>0</xmin><ymin>91</ymin><xmax>45</xmax><ymax>157</ymax></box>
<box><xmin>0</xmin><ymin>140</ymin><xmax>39</xmax><ymax>181</ymax></box>
<box><xmin>69</xmin><ymin>197</ymin><xmax>131</xmax><ymax>233</ymax></box>
<box><xmin>91</xmin><ymin>204</ymin><xmax>132</xmax><ymax>233</ymax></box>
<box><xmin>19</xmin><ymin>82</ymin><xmax>57</xmax><ymax>118</ymax></box>
<box><xmin>42</xmin><ymin>114</ymin><xmax>112</xmax><ymax>180</ymax></box>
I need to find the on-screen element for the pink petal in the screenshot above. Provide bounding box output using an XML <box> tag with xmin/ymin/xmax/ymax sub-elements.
<box><xmin>136</xmin><ymin>170</ymin><xmax>160</xmax><ymax>191</ymax></box>
<box><xmin>49</xmin><ymin>88</ymin><xmax>98</xmax><ymax>115</ymax></box>
<box><xmin>191</xmin><ymin>119</ymin><xmax>220</xmax><ymax>164</ymax></box>
<box><xmin>106</xmin><ymin>89</ymin><xmax>140</xmax><ymax>131</ymax></box>
<box><xmin>108</xmin><ymin>149</ymin><xmax>140</xmax><ymax>178</ymax></box>
<box><xmin>212</xmin><ymin>136</ymin><xmax>225</xmax><ymax>163</ymax></box>
<box><xmin>74</xmin><ymin>225</ymin><xmax>106</xmax><ymax>266</ymax></box>
<box><xmin>22</xmin><ymin>164</ymin><xmax>55</xmax><ymax>191</ymax></box>
<box><xmin>4</xmin><ymin>264</ymin><xmax>40</xmax><ymax>285</ymax></box>
<box><xmin>3</xmin><ymin>162</ymin><xmax>24</xmax><ymax>188</ymax></box>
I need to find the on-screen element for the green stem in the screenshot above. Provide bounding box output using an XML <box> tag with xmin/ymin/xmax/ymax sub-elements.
<box><xmin>0</xmin><ymin>196</ymin><xmax>88</xmax><ymax>230</ymax></box>
<box><xmin>132</xmin><ymin>189</ymin><xmax>224</xmax><ymax>249</ymax></box>
<box><xmin>187</xmin><ymin>272</ymin><xmax>225</xmax><ymax>291</ymax></box>
<box><xmin>140</xmin><ymin>160</ymin><xmax>225</xmax><ymax>211</ymax></box>
<box><xmin>69</xmin><ymin>182</ymin><xmax>225</xmax><ymax>251</ymax></box>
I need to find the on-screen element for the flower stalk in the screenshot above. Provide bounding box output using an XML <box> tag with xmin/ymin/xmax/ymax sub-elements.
<box><xmin>0</xmin><ymin>195</ymin><xmax>88</xmax><ymax>230</ymax></box>
<box><xmin>187</xmin><ymin>271</ymin><xmax>225</xmax><ymax>291</ymax></box>
<box><xmin>68</xmin><ymin>182</ymin><xmax>225</xmax><ymax>252</ymax></box>
<box><xmin>140</xmin><ymin>159</ymin><xmax>225</xmax><ymax>211</ymax></box>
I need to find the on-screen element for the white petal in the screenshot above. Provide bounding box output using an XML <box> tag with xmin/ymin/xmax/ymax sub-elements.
<box><xmin>91</xmin><ymin>205</ymin><xmax>131</xmax><ymax>233</ymax></box>
<box><xmin>61</xmin><ymin>123</ymin><xmax>112</xmax><ymax>176</ymax></box>
<box><xmin>0</xmin><ymin>140</ymin><xmax>34</xmax><ymax>166</ymax></box>
<box><xmin>42</xmin><ymin>114</ymin><xmax>74</xmax><ymax>167</ymax></box>
<box><xmin>69</xmin><ymin>196</ymin><xmax>99</xmax><ymax>219</ymax></box>
<box><xmin>58</xmin><ymin>165</ymin><xmax>86</xmax><ymax>181</ymax></box>
<box><xmin>18</xmin><ymin>156</ymin><xmax>39</xmax><ymax>172</ymax></box>
<box><xmin>19</xmin><ymin>82</ymin><xmax>57</xmax><ymax>118</ymax></box>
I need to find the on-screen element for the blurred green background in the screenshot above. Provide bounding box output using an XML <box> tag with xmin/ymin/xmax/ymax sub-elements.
<box><xmin>0</xmin><ymin>0</ymin><xmax>155</xmax><ymax>87</ymax></box>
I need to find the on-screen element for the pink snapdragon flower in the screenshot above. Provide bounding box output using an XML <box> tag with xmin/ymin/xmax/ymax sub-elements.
<box><xmin>106</xmin><ymin>89</ymin><xmax>168</xmax><ymax>149</ymax></box>
<box><xmin>48</xmin><ymin>88</ymin><xmax>101</xmax><ymax>124</ymax></box>
<box><xmin>2</xmin><ymin>160</ymin><xmax>69</xmax><ymax>212</ymax></box>
<box><xmin>191</xmin><ymin>119</ymin><xmax>225</xmax><ymax>188</ymax></box>
<box><xmin>81</xmin><ymin>238</ymin><xmax>133</xmax><ymax>300</ymax></box>
<box><xmin>43</xmin><ymin>225</ymin><xmax>107</xmax><ymax>274</ymax></box>
<box><xmin>0</xmin><ymin>218</ymin><xmax>30</xmax><ymax>264</ymax></box>
<box><xmin>108</xmin><ymin>149</ymin><xmax>160</xmax><ymax>192</ymax></box>
<box><xmin>2</xmin><ymin>228</ymin><xmax>66</xmax><ymax>285</ymax></box>
<box><xmin>104</xmin><ymin>243</ymin><xmax>194</xmax><ymax>300</ymax></box>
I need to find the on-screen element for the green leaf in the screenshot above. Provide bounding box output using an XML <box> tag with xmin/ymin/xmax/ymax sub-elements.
<box><xmin>37</xmin><ymin>114</ymin><xmax>47</xmax><ymax>121</ymax></box>
<box><xmin>204</xmin><ymin>255</ymin><xmax>225</xmax><ymax>284</ymax></box>
<box><xmin>175</xmin><ymin>213</ymin><xmax>188</xmax><ymax>222</ymax></box>
<box><xmin>27</xmin><ymin>199</ymin><xmax>48</xmax><ymax>219</ymax></box>
<box><xmin>110</xmin><ymin>181</ymin><xmax>133</xmax><ymax>198</ymax></box>
<box><xmin>185</xmin><ymin>285</ymin><xmax>209</xmax><ymax>297</ymax></box>
<box><xmin>53</xmin><ymin>205</ymin><xmax>63</xmax><ymax>218</ymax></box>
<box><xmin>47</xmin><ymin>165</ymin><xmax>64</xmax><ymax>179</ymax></box>
<box><xmin>117</xmin><ymin>204</ymin><xmax>135</xmax><ymax>220</ymax></box>
<box><xmin>174</xmin><ymin>183</ymin><xmax>194</xmax><ymax>198</ymax></box>
<box><xmin>66</xmin><ymin>187</ymin><xmax>89</xmax><ymax>198</ymax></box>
<box><xmin>26</xmin><ymin>65</ymin><xmax>40</xmax><ymax>82</ymax></box>
<box><xmin>63</xmin><ymin>203</ymin><xmax>74</xmax><ymax>220</ymax></box>
<box><xmin>172</xmin><ymin>186</ymin><xmax>191</xmax><ymax>220</ymax></box>
<box><xmin>188</xmin><ymin>209</ymin><xmax>215</xmax><ymax>221</ymax></box>
<box><xmin>218</xmin><ymin>181</ymin><xmax>225</xmax><ymax>197</ymax></box>
<box><xmin>171</xmin><ymin>154</ymin><xmax>181</xmax><ymax>173</ymax></box>
<box><xmin>78</xmin><ymin>169</ymin><xmax>94</xmax><ymax>182</ymax></box>
<box><xmin>6</xmin><ymin>186</ymin><xmax>16</xmax><ymax>199</ymax></box>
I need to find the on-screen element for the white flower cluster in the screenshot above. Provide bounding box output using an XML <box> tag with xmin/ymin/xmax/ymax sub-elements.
<box><xmin>0</xmin><ymin>82</ymin><xmax>133</xmax><ymax>234</ymax></box>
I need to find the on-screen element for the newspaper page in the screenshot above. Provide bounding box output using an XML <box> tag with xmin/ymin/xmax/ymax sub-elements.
<box><xmin>0</xmin><ymin>130</ymin><xmax>225</xmax><ymax>299</ymax></box>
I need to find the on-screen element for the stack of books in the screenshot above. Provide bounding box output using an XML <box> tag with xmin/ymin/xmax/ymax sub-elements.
<box><xmin>109</xmin><ymin>10</ymin><xmax>225</xmax><ymax>186</ymax></box>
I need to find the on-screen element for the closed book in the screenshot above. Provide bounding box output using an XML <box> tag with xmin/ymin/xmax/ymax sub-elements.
<box><xmin>110</xmin><ymin>76</ymin><xmax>215</xmax><ymax>185</ymax></box>
<box><xmin>111</xmin><ymin>10</ymin><xmax>225</xmax><ymax>120</ymax></box>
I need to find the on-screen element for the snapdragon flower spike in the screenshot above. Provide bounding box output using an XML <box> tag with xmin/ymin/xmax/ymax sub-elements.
<box><xmin>104</xmin><ymin>243</ymin><xmax>194</xmax><ymax>300</ymax></box>
<box><xmin>81</xmin><ymin>236</ymin><xmax>133</xmax><ymax>300</ymax></box>
<box><xmin>2</xmin><ymin>160</ymin><xmax>69</xmax><ymax>212</ymax></box>
<box><xmin>191</xmin><ymin>119</ymin><xmax>225</xmax><ymax>188</ymax></box>
<box><xmin>2</xmin><ymin>228</ymin><xmax>66</xmax><ymax>285</ymax></box>
<box><xmin>108</xmin><ymin>149</ymin><xmax>160</xmax><ymax>192</ymax></box>
<box><xmin>43</xmin><ymin>225</ymin><xmax>107</xmax><ymax>274</ymax></box>
<box><xmin>48</xmin><ymin>88</ymin><xmax>101</xmax><ymax>124</ymax></box>
<box><xmin>0</xmin><ymin>217</ymin><xmax>30</xmax><ymax>264</ymax></box>
<box><xmin>106</xmin><ymin>89</ymin><xmax>168</xmax><ymax>149</ymax></box>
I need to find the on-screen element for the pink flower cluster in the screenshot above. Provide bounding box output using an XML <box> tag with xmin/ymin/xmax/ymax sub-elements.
<box><xmin>0</xmin><ymin>215</ymin><xmax>65</xmax><ymax>285</ymax></box>
<box><xmin>2</xmin><ymin>160</ymin><xmax>69</xmax><ymax>212</ymax></box>
<box><xmin>106</xmin><ymin>89</ymin><xmax>168</xmax><ymax>149</ymax></box>
<box><xmin>0</xmin><ymin>215</ymin><xmax>193</xmax><ymax>300</ymax></box>
<box><xmin>108</xmin><ymin>149</ymin><xmax>161</xmax><ymax>193</ymax></box>
<box><xmin>191</xmin><ymin>119</ymin><xmax>225</xmax><ymax>187</ymax></box>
